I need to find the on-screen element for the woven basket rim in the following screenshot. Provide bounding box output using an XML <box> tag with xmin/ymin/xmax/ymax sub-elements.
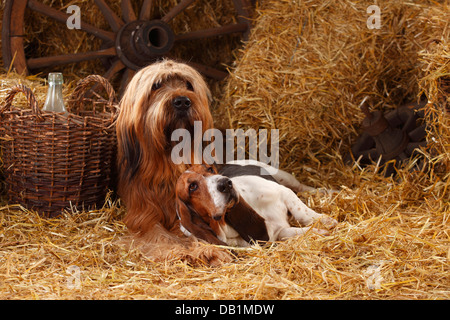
<box><xmin>0</xmin><ymin>75</ymin><xmax>119</xmax><ymax>125</ymax></box>
<box><xmin>0</xmin><ymin>75</ymin><xmax>118</xmax><ymax>217</ymax></box>
<box><xmin>1</xmin><ymin>106</ymin><xmax>118</xmax><ymax>128</ymax></box>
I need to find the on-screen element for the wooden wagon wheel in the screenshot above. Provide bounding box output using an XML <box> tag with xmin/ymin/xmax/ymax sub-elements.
<box><xmin>2</xmin><ymin>0</ymin><xmax>252</xmax><ymax>93</ymax></box>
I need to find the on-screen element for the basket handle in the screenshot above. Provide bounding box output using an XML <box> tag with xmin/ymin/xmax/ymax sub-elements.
<box><xmin>0</xmin><ymin>84</ymin><xmax>44</xmax><ymax>121</ymax></box>
<box><xmin>68</xmin><ymin>75</ymin><xmax>117</xmax><ymax>115</ymax></box>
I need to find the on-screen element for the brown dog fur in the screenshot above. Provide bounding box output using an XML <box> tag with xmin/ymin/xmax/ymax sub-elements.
<box><xmin>116</xmin><ymin>60</ymin><xmax>231</xmax><ymax>265</ymax></box>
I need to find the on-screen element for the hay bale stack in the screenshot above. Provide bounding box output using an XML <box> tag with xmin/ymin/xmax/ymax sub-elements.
<box><xmin>218</xmin><ymin>0</ymin><xmax>448</xmax><ymax>187</ymax></box>
<box><xmin>418</xmin><ymin>38</ymin><xmax>450</xmax><ymax>201</ymax></box>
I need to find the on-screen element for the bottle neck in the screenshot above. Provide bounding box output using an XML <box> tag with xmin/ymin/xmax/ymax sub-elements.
<box><xmin>47</xmin><ymin>82</ymin><xmax>63</xmax><ymax>97</ymax></box>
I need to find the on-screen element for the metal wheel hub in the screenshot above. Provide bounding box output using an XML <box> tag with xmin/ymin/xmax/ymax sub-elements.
<box><xmin>116</xmin><ymin>20</ymin><xmax>175</xmax><ymax>70</ymax></box>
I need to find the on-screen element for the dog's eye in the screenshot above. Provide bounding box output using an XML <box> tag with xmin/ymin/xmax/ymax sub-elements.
<box><xmin>206</xmin><ymin>166</ymin><xmax>214</xmax><ymax>173</ymax></box>
<box><xmin>186</xmin><ymin>81</ymin><xmax>194</xmax><ymax>92</ymax></box>
<box><xmin>189</xmin><ymin>182</ymin><xmax>198</xmax><ymax>192</ymax></box>
<box><xmin>152</xmin><ymin>82</ymin><xmax>162</xmax><ymax>91</ymax></box>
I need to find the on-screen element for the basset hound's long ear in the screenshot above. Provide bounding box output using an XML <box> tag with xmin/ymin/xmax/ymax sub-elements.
<box><xmin>176</xmin><ymin>197</ymin><xmax>227</xmax><ymax>246</ymax></box>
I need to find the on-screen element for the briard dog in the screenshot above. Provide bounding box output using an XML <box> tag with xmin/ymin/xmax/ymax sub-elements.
<box><xmin>116</xmin><ymin>59</ymin><xmax>230</xmax><ymax>265</ymax></box>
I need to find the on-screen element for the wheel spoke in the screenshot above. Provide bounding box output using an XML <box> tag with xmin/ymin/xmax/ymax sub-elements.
<box><xmin>231</xmin><ymin>0</ymin><xmax>253</xmax><ymax>40</ymax></box>
<box><xmin>27</xmin><ymin>47</ymin><xmax>117</xmax><ymax>69</ymax></box>
<box><xmin>103</xmin><ymin>59</ymin><xmax>126</xmax><ymax>81</ymax></box>
<box><xmin>188</xmin><ymin>62</ymin><xmax>228</xmax><ymax>81</ymax></box>
<box><xmin>175</xmin><ymin>23</ymin><xmax>249</xmax><ymax>42</ymax></box>
<box><xmin>119</xmin><ymin>68</ymin><xmax>136</xmax><ymax>96</ymax></box>
<box><xmin>232</xmin><ymin>0</ymin><xmax>252</xmax><ymax>22</ymax></box>
<box><xmin>139</xmin><ymin>0</ymin><xmax>153</xmax><ymax>20</ymax></box>
<box><xmin>27</xmin><ymin>0</ymin><xmax>115</xmax><ymax>43</ymax></box>
<box><xmin>93</xmin><ymin>0</ymin><xmax>124</xmax><ymax>32</ymax></box>
<box><xmin>161</xmin><ymin>0</ymin><xmax>196</xmax><ymax>23</ymax></box>
<box><xmin>121</xmin><ymin>0</ymin><xmax>137</xmax><ymax>23</ymax></box>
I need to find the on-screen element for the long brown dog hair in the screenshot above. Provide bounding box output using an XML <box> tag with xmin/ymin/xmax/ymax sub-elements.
<box><xmin>116</xmin><ymin>60</ymin><xmax>228</xmax><ymax>264</ymax></box>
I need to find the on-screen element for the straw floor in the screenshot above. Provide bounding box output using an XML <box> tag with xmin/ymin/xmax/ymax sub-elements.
<box><xmin>0</xmin><ymin>184</ymin><xmax>449</xmax><ymax>300</ymax></box>
<box><xmin>1</xmin><ymin>0</ymin><xmax>449</xmax><ymax>300</ymax></box>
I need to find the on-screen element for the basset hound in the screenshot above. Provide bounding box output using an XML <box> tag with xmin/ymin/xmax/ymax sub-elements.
<box><xmin>175</xmin><ymin>163</ymin><xmax>338</xmax><ymax>247</ymax></box>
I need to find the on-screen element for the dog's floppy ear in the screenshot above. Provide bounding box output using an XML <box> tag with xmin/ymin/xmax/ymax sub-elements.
<box><xmin>176</xmin><ymin>197</ymin><xmax>227</xmax><ymax>246</ymax></box>
<box><xmin>118</xmin><ymin>126</ymin><xmax>142</xmax><ymax>181</ymax></box>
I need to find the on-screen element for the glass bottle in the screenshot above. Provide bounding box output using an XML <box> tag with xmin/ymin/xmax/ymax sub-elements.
<box><xmin>43</xmin><ymin>72</ymin><xmax>67</xmax><ymax>114</ymax></box>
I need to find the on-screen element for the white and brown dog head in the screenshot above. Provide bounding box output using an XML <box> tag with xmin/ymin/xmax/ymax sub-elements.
<box><xmin>175</xmin><ymin>164</ymin><xmax>271</xmax><ymax>246</ymax></box>
<box><xmin>175</xmin><ymin>164</ymin><xmax>239</xmax><ymax>245</ymax></box>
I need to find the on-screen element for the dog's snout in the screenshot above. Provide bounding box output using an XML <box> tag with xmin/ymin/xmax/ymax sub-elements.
<box><xmin>217</xmin><ymin>178</ymin><xmax>233</xmax><ymax>193</ymax></box>
<box><xmin>172</xmin><ymin>96</ymin><xmax>191</xmax><ymax>111</ymax></box>
<box><xmin>213</xmin><ymin>215</ymin><xmax>222</xmax><ymax>221</ymax></box>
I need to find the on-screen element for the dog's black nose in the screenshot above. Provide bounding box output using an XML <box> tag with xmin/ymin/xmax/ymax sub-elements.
<box><xmin>217</xmin><ymin>178</ymin><xmax>233</xmax><ymax>193</ymax></box>
<box><xmin>172</xmin><ymin>96</ymin><xmax>191</xmax><ymax>111</ymax></box>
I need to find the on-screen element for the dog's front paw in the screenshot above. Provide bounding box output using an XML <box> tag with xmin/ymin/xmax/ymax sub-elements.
<box><xmin>319</xmin><ymin>215</ymin><xmax>338</xmax><ymax>229</ymax></box>
<box><xmin>311</xmin><ymin>228</ymin><xmax>331</xmax><ymax>236</ymax></box>
<box><xmin>187</xmin><ymin>244</ymin><xmax>234</xmax><ymax>267</ymax></box>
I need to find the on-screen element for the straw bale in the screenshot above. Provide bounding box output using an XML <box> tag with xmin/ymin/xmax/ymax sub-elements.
<box><xmin>217</xmin><ymin>0</ymin><xmax>448</xmax><ymax>188</ymax></box>
<box><xmin>418</xmin><ymin>38</ymin><xmax>450</xmax><ymax>201</ymax></box>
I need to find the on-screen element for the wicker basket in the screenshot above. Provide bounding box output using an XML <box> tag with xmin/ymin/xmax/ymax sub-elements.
<box><xmin>0</xmin><ymin>75</ymin><xmax>118</xmax><ymax>217</ymax></box>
